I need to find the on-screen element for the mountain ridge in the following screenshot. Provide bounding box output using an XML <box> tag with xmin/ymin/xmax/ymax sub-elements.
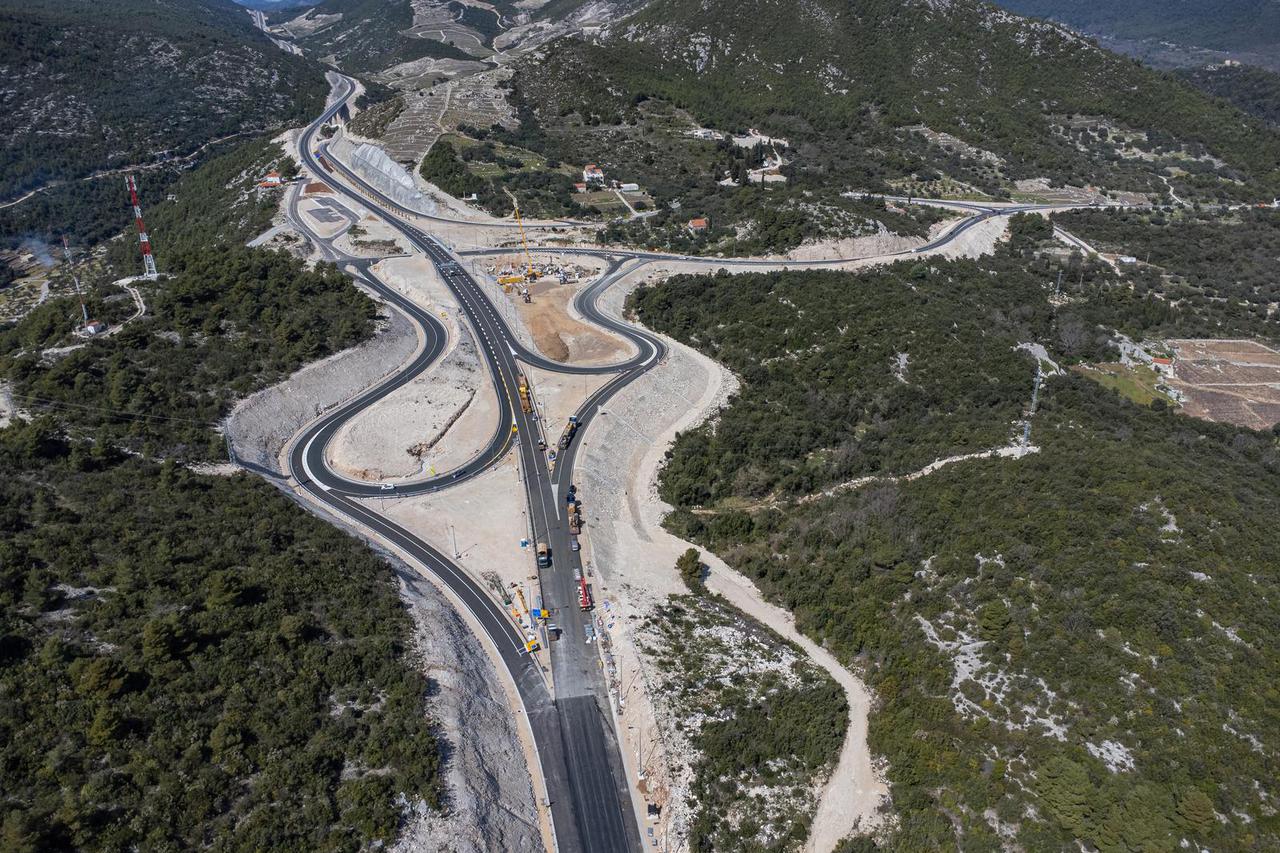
<box><xmin>0</xmin><ymin>0</ymin><xmax>327</xmax><ymax>201</ymax></box>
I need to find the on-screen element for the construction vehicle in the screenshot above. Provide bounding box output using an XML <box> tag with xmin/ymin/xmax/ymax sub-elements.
<box><xmin>566</xmin><ymin>486</ymin><xmax>582</xmax><ymax>534</ymax></box>
<box><xmin>503</xmin><ymin>187</ymin><xmax>539</xmax><ymax>283</ymax></box>
<box><xmin>558</xmin><ymin>415</ymin><xmax>579</xmax><ymax>450</ymax></box>
<box><xmin>513</xmin><ymin>585</ymin><xmax>532</xmax><ymax>629</ymax></box>
<box><xmin>525</xmin><ymin>634</ymin><xmax>540</xmax><ymax>654</ymax></box>
<box><xmin>536</xmin><ymin>542</ymin><xmax>551</xmax><ymax>568</ymax></box>
<box><xmin>518</xmin><ymin>373</ymin><xmax>533</xmax><ymax>413</ymax></box>
<box><xmin>521</xmin><ymin>287</ymin><xmax>531</xmax><ymax>303</ymax></box>
<box><xmin>579</xmin><ymin>576</ymin><xmax>593</xmax><ymax>611</ymax></box>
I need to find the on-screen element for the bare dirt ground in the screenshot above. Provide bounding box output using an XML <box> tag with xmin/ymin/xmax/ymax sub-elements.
<box><xmin>373</xmin><ymin>455</ymin><xmax>538</xmax><ymax>602</ymax></box>
<box><xmin>441</xmin><ymin>66</ymin><xmax>518</xmax><ymax>132</ymax></box>
<box><xmin>514</xmin><ymin>279</ymin><xmax>629</xmax><ymax>364</ymax></box>
<box><xmin>569</xmin><ymin>260</ymin><xmax>890</xmax><ymax>851</ymax></box>
<box><xmin>0</xmin><ymin>380</ymin><xmax>22</xmax><ymax>428</ymax></box>
<box><xmin>326</xmin><ymin>254</ymin><xmax>499</xmax><ymax>482</ymax></box>
<box><xmin>782</xmin><ymin>219</ymin><xmax>954</xmax><ymax>261</ymax></box>
<box><xmin>1167</xmin><ymin>339</ymin><xmax>1280</xmax><ymax>430</ymax></box>
<box><xmin>227</xmin><ymin>308</ymin><xmax>421</xmax><ymax>473</ymax></box>
<box><xmin>524</xmin><ymin>364</ymin><xmax>611</xmax><ymax>435</ymax></box>
<box><xmin>391</xmin><ymin>561</ymin><xmax>542</xmax><ymax>853</ymax></box>
<box><xmin>382</xmin><ymin>83</ymin><xmax>453</xmax><ymax>162</ymax></box>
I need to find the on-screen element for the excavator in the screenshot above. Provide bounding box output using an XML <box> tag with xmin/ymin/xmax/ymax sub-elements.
<box><xmin>497</xmin><ymin>187</ymin><xmax>540</xmax><ymax>286</ymax></box>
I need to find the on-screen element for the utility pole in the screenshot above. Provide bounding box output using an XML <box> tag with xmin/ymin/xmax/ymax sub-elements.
<box><xmin>125</xmin><ymin>174</ymin><xmax>159</xmax><ymax>279</ymax></box>
<box><xmin>60</xmin><ymin>237</ymin><xmax>89</xmax><ymax>329</ymax></box>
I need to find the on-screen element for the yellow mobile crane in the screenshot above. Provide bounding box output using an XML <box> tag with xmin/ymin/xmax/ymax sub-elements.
<box><xmin>497</xmin><ymin>186</ymin><xmax>539</xmax><ymax>286</ymax></box>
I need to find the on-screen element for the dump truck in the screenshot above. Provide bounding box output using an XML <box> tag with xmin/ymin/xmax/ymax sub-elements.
<box><xmin>536</xmin><ymin>542</ymin><xmax>551</xmax><ymax>568</ymax></box>
<box><xmin>568</xmin><ymin>507</ymin><xmax>582</xmax><ymax>536</ymax></box>
<box><xmin>518</xmin><ymin>374</ymin><xmax>532</xmax><ymax>413</ymax></box>
<box><xmin>558</xmin><ymin>415</ymin><xmax>579</xmax><ymax>450</ymax></box>
<box><xmin>578</xmin><ymin>577</ymin><xmax>593</xmax><ymax>611</ymax></box>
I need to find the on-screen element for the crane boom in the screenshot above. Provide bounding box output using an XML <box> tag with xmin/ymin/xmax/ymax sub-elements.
<box><xmin>503</xmin><ymin>186</ymin><xmax>537</xmax><ymax>279</ymax></box>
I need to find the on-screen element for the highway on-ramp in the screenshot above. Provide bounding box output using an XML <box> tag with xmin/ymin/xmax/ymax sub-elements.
<box><xmin>288</xmin><ymin>73</ymin><xmax>655</xmax><ymax>853</ymax></box>
<box><xmin>279</xmin><ymin>71</ymin><xmax>1062</xmax><ymax>853</ymax></box>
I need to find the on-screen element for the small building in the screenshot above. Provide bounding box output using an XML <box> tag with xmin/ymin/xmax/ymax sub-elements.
<box><xmin>749</xmin><ymin>169</ymin><xmax>788</xmax><ymax>185</ymax></box>
<box><xmin>687</xmin><ymin>217</ymin><xmax>709</xmax><ymax>234</ymax></box>
<box><xmin>84</xmin><ymin>319</ymin><xmax>107</xmax><ymax>336</ymax></box>
<box><xmin>619</xmin><ymin>182</ymin><xmax>640</xmax><ymax>192</ymax></box>
<box><xmin>574</xmin><ymin>182</ymin><xmax>588</xmax><ymax>193</ymax></box>
<box><xmin>1117</xmin><ymin>255</ymin><xmax>1138</xmax><ymax>265</ymax></box>
<box><xmin>1151</xmin><ymin>356</ymin><xmax>1174</xmax><ymax>376</ymax></box>
<box><xmin>257</xmin><ymin>170</ymin><xmax>283</xmax><ymax>188</ymax></box>
<box><xmin>582</xmin><ymin>164</ymin><xmax>605</xmax><ymax>184</ymax></box>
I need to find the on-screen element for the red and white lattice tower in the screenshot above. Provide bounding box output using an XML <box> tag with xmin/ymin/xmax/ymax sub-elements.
<box><xmin>125</xmin><ymin>174</ymin><xmax>159</xmax><ymax>279</ymax></box>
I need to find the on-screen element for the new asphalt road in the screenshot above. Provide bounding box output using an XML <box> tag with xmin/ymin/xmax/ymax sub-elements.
<box><xmin>282</xmin><ymin>71</ymin><xmax>1055</xmax><ymax>852</ymax></box>
<box><xmin>289</xmin><ymin>74</ymin><xmax>655</xmax><ymax>852</ymax></box>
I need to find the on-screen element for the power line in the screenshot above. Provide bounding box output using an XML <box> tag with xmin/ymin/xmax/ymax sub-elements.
<box><xmin>10</xmin><ymin>394</ymin><xmax>210</xmax><ymax>424</ymax></box>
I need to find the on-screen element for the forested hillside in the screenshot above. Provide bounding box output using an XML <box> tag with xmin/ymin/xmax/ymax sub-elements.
<box><xmin>0</xmin><ymin>0</ymin><xmax>325</xmax><ymax>200</ymax></box>
<box><xmin>511</xmin><ymin>0</ymin><xmax>1280</xmax><ymax>205</ymax></box>
<box><xmin>0</xmin><ymin>136</ymin><xmax>442</xmax><ymax>848</ymax></box>
<box><xmin>0</xmin><ymin>424</ymin><xmax>441</xmax><ymax>849</ymax></box>
<box><xmin>994</xmin><ymin>0</ymin><xmax>1280</xmax><ymax>55</ymax></box>
<box><xmin>1177</xmin><ymin>64</ymin><xmax>1280</xmax><ymax>128</ymax></box>
<box><xmin>0</xmin><ymin>0</ymin><xmax>327</xmax><ymax>245</ymax></box>
<box><xmin>1051</xmin><ymin>207</ymin><xmax>1280</xmax><ymax>344</ymax></box>
<box><xmin>632</xmin><ymin>248</ymin><xmax>1280</xmax><ymax>849</ymax></box>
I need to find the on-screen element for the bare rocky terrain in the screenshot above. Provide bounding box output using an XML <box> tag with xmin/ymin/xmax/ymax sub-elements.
<box><xmin>226</xmin><ymin>307</ymin><xmax>421</xmax><ymax>474</ymax></box>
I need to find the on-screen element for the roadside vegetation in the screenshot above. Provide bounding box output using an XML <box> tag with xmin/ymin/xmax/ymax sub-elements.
<box><xmin>633</xmin><ymin>232</ymin><xmax>1280</xmax><ymax>848</ymax></box>
<box><xmin>0</xmin><ymin>137</ymin><xmax>442</xmax><ymax>849</ymax></box>
<box><xmin>1051</xmin><ymin>207</ymin><xmax>1280</xmax><ymax>343</ymax></box>
<box><xmin>511</xmin><ymin>0</ymin><xmax>1280</xmax><ymax>218</ymax></box>
<box><xmin>1</xmin><ymin>140</ymin><xmax>373</xmax><ymax>461</ymax></box>
<box><xmin>640</xmin><ymin>592</ymin><xmax>846</xmax><ymax>852</ymax></box>
<box><xmin>419</xmin><ymin>136</ymin><xmax>587</xmax><ymax>219</ymax></box>
<box><xmin>348</xmin><ymin>95</ymin><xmax>408</xmax><ymax>139</ymax></box>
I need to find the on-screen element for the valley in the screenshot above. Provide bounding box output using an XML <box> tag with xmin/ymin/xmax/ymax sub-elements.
<box><xmin>1</xmin><ymin>0</ymin><xmax>1278</xmax><ymax>851</ymax></box>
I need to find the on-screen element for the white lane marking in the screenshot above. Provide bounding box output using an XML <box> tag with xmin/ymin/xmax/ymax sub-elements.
<box><xmin>300</xmin><ymin>431</ymin><xmax>332</xmax><ymax>491</ymax></box>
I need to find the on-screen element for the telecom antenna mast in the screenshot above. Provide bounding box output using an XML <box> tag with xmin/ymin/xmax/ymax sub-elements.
<box><xmin>125</xmin><ymin>174</ymin><xmax>159</xmax><ymax>279</ymax></box>
<box><xmin>60</xmin><ymin>237</ymin><xmax>90</xmax><ymax>328</ymax></box>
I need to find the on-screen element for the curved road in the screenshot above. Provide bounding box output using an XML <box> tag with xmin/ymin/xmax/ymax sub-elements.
<box><xmin>290</xmin><ymin>74</ymin><xmax>658</xmax><ymax>853</ymax></box>
<box><xmin>282</xmin><ymin>72</ymin><xmax>1054</xmax><ymax>852</ymax></box>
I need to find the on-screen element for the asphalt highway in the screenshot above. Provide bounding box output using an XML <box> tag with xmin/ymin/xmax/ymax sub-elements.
<box><xmin>289</xmin><ymin>74</ymin><xmax>648</xmax><ymax>852</ymax></box>
<box><xmin>282</xmin><ymin>72</ymin><xmax>1059</xmax><ymax>853</ymax></box>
